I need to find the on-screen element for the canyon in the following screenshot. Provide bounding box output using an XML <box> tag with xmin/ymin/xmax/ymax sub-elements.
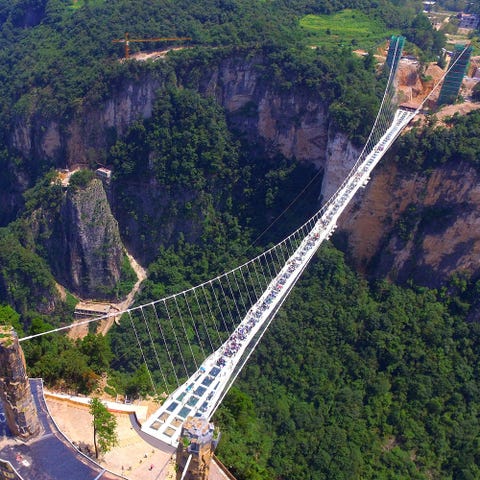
<box><xmin>3</xmin><ymin>52</ymin><xmax>480</xmax><ymax>302</ymax></box>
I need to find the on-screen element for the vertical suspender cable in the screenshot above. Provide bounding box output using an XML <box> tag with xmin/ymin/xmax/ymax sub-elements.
<box><xmin>140</xmin><ymin>306</ymin><xmax>168</xmax><ymax>393</ymax></box>
<box><xmin>174</xmin><ymin>296</ymin><xmax>198</xmax><ymax>371</ymax></box>
<box><xmin>164</xmin><ymin>299</ymin><xmax>189</xmax><ymax>378</ymax></box>
<box><xmin>127</xmin><ymin>311</ymin><xmax>158</xmax><ymax>397</ymax></box>
<box><xmin>152</xmin><ymin>302</ymin><xmax>179</xmax><ymax>388</ymax></box>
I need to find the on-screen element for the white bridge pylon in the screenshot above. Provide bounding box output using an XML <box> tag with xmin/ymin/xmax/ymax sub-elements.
<box><xmin>142</xmin><ymin>107</ymin><xmax>415</xmax><ymax>446</ymax></box>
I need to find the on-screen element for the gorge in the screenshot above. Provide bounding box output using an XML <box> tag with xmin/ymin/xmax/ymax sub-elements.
<box><xmin>2</xmin><ymin>51</ymin><xmax>479</xmax><ymax>304</ymax></box>
<box><xmin>1</xmin><ymin>17</ymin><xmax>480</xmax><ymax>477</ymax></box>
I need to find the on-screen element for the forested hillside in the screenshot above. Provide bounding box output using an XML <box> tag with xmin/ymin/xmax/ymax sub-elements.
<box><xmin>217</xmin><ymin>245</ymin><xmax>480</xmax><ymax>479</ymax></box>
<box><xmin>1</xmin><ymin>1</ymin><xmax>479</xmax><ymax>479</ymax></box>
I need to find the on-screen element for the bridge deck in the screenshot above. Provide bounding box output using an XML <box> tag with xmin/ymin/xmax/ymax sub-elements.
<box><xmin>141</xmin><ymin>108</ymin><xmax>415</xmax><ymax>447</ymax></box>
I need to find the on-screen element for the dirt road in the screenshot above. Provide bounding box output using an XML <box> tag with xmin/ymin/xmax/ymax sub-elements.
<box><xmin>68</xmin><ymin>250</ymin><xmax>147</xmax><ymax>340</ymax></box>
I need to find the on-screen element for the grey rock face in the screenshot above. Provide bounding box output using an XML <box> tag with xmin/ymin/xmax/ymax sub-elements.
<box><xmin>60</xmin><ymin>179</ymin><xmax>124</xmax><ymax>298</ymax></box>
<box><xmin>0</xmin><ymin>327</ymin><xmax>39</xmax><ymax>439</ymax></box>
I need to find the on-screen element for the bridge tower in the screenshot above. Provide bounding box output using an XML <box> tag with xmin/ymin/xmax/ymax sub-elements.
<box><xmin>176</xmin><ymin>417</ymin><xmax>219</xmax><ymax>480</ymax></box>
<box><xmin>386</xmin><ymin>35</ymin><xmax>405</xmax><ymax>74</ymax></box>
<box><xmin>0</xmin><ymin>326</ymin><xmax>40</xmax><ymax>439</ymax></box>
<box><xmin>438</xmin><ymin>44</ymin><xmax>473</xmax><ymax>106</ymax></box>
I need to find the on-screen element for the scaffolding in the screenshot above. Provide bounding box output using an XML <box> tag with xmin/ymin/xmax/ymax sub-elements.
<box><xmin>437</xmin><ymin>44</ymin><xmax>473</xmax><ymax>106</ymax></box>
<box><xmin>386</xmin><ymin>35</ymin><xmax>405</xmax><ymax>76</ymax></box>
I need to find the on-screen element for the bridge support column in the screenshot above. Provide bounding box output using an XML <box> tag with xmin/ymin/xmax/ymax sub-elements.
<box><xmin>0</xmin><ymin>326</ymin><xmax>40</xmax><ymax>439</ymax></box>
<box><xmin>176</xmin><ymin>417</ymin><xmax>219</xmax><ymax>480</ymax></box>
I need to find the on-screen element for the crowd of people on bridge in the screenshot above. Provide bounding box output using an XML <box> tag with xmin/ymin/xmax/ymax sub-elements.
<box><xmin>216</xmin><ymin>232</ymin><xmax>323</xmax><ymax>368</ymax></box>
<box><xmin>215</xmin><ymin>110</ymin><xmax>414</xmax><ymax>376</ymax></box>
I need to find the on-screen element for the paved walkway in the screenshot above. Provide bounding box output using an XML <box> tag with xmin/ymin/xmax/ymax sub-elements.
<box><xmin>45</xmin><ymin>396</ymin><xmax>176</xmax><ymax>479</ymax></box>
<box><xmin>0</xmin><ymin>379</ymin><xmax>122</xmax><ymax>480</ymax></box>
<box><xmin>1</xmin><ymin>381</ymin><xmax>235</xmax><ymax>480</ymax></box>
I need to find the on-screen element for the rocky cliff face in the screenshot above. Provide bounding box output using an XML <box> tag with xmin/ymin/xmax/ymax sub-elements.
<box><xmin>11</xmin><ymin>56</ymin><xmax>350</xmax><ymax>183</ymax></box>
<box><xmin>338</xmin><ymin>159</ymin><xmax>480</xmax><ymax>288</ymax></box>
<box><xmin>3</xmin><ymin>73</ymin><xmax>165</xmax><ymax>226</ymax></box>
<box><xmin>113</xmin><ymin>179</ymin><xmax>203</xmax><ymax>266</ymax></box>
<box><xmin>7</xmin><ymin>57</ymin><xmax>351</xmax><ymax>227</ymax></box>
<box><xmin>198</xmin><ymin>56</ymin><xmax>358</xmax><ymax>191</ymax></box>
<box><xmin>7</xmin><ymin>53</ymin><xmax>480</xmax><ymax>291</ymax></box>
<box><xmin>28</xmin><ymin>178</ymin><xmax>125</xmax><ymax>299</ymax></box>
<box><xmin>57</xmin><ymin>179</ymin><xmax>124</xmax><ymax>298</ymax></box>
<box><xmin>200</xmin><ymin>57</ymin><xmax>331</xmax><ymax>166</ymax></box>
<box><xmin>0</xmin><ymin>327</ymin><xmax>39</xmax><ymax>439</ymax></box>
<box><xmin>11</xmin><ymin>74</ymin><xmax>164</xmax><ymax>169</ymax></box>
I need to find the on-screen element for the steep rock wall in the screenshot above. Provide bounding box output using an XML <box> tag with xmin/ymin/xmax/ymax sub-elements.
<box><xmin>6</xmin><ymin>56</ymin><xmax>353</xmax><ymax>230</ymax></box>
<box><xmin>113</xmin><ymin>180</ymin><xmax>203</xmax><ymax>266</ymax></box>
<box><xmin>30</xmin><ymin>179</ymin><xmax>125</xmax><ymax>299</ymax></box>
<box><xmin>200</xmin><ymin>58</ymin><xmax>330</xmax><ymax>166</ymax></box>
<box><xmin>12</xmin><ymin>55</ymin><xmax>346</xmax><ymax>171</ymax></box>
<box><xmin>199</xmin><ymin>56</ymin><xmax>356</xmax><ymax>187</ymax></box>
<box><xmin>338</xmin><ymin>159</ymin><xmax>480</xmax><ymax>288</ymax></box>
<box><xmin>3</xmin><ymin>73</ymin><xmax>165</xmax><ymax>226</ymax></box>
<box><xmin>11</xmin><ymin>75</ymin><xmax>164</xmax><ymax>168</ymax></box>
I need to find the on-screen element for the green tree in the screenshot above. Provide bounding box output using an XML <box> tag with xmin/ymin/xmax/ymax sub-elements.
<box><xmin>0</xmin><ymin>304</ymin><xmax>22</xmax><ymax>333</ymax></box>
<box><xmin>89</xmin><ymin>397</ymin><xmax>118</xmax><ymax>459</ymax></box>
<box><xmin>125</xmin><ymin>364</ymin><xmax>153</xmax><ymax>400</ymax></box>
<box><xmin>68</xmin><ymin>169</ymin><xmax>95</xmax><ymax>190</ymax></box>
<box><xmin>80</xmin><ymin>333</ymin><xmax>113</xmax><ymax>374</ymax></box>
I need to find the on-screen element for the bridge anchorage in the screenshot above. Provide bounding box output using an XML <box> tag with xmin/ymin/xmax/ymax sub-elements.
<box><xmin>17</xmin><ymin>38</ymin><xmax>471</xmax><ymax>461</ymax></box>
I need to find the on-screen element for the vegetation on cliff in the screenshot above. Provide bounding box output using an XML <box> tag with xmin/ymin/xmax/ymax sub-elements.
<box><xmin>395</xmin><ymin>111</ymin><xmax>480</xmax><ymax>171</ymax></box>
<box><xmin>0</xmin><ymin>0</ymin><xmax>443</xmax><ymax>142</ymax></box>
<box><xmin>0</xmin><ymin>0</ymin><xmax>446</xmax><ymax>230</ymax></box>
<box><xmin>0</xmin><ymin>228</ymin><xmax>59</xmax><ymax>315</ymax></box>
<box><xmin>0</xmin><ymin>171</ymin><xmax>133</xmax><ymax>310</ymax></box>
<box><xmin>215</xmin><ymin>245</ymin><xmax>480</xmax><ymax>480</ymax></box>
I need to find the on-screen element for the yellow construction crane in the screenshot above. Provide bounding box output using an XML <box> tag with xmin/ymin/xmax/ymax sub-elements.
<box><xmin>112</xmin><ymin>32</ymin><xmax>191</xmax><ymax>59</ymax></box>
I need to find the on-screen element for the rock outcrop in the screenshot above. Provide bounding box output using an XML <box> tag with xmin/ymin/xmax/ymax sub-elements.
<box><xmin>0</xmin><ymin>327</ymin><xmax>39</xmax><ymax>439</ymax></box>
<box><xmin>338</xmin><ymin>159</ymin><xmax>480</xmax><ymax>288</ymax></box>
<box><xmin>58</xmin><ymin>179</ymin><xmax>124</xmax><ymax>298</ymax></box>
<box><xmin>28</xmin><ymin>178</ymin><xmax>125</xmax><ymax>299</ymax></box>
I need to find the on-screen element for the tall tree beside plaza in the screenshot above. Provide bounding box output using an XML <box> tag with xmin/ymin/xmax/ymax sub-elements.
<box><xmin>89</xmin><ymin>398</ymin><xmax>118</xmax><ymax>459</ymax></box>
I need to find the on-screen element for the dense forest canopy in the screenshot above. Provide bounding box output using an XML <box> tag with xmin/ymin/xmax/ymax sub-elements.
<box><xmin>216</xmin><ymin>246</ymin><xmax>480</xmax><ymax>480</ymax></box>
<box><xmin>395</xmin><ymin>111</ymin><xmax>480</xmax><ymax>170</ymax></box>
<box><xmin>0</xmin><ymin>0</ymin><xmax>442</xmax><ymax>131</ymax></box>
<box><xmin>436</xmin><ymin>0</ymin><xmax>480</xmax><ymax>14</ymax></box>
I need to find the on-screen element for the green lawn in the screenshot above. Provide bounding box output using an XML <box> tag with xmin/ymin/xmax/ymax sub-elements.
<box><xmin>300</xmin><ymin>9</ymin><xmax>399</xmax><ymax>51</ymax></box>
<box><xmin>69</xmin><ymin>0</ymin><xmax>105</xmax><ymax>10</ymax></box>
